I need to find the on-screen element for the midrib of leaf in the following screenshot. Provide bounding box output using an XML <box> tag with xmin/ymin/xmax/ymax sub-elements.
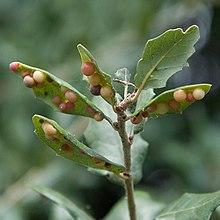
<box><xmin>158</xmin><ymin>193</ymin><xmax>220</xmax><ymax>217</ymax></box>
<box><xmin>137</xmin><ymin>37</ymin><xmax>183</xmax><ymax>97</ymax></box>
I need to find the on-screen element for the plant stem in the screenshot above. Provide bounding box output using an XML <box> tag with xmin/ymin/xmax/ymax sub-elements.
<box><xmin>117</xmin><ymin>114</ymin><xmax>136</xmax><ymax>220</ymax></box>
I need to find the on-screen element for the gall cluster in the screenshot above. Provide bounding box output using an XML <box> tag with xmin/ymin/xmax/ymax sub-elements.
<box><xmin>10</xmin><ymin>62</ymin><xmax>47</xmax><ymax>88</ymax></box>
<box><xmin>130</xmin><ymin>88</ymin><xmax>206</xmax><ymax>124</ymax></box>
<box><xmin>81</xmin><ymin>62</ymin><xmax>115</xmax><ymax>99</ymax></box>
<box><xmin>52</xmin><ymin>86</ymin><xmax>78</xmax><ymax>112</ymax></box>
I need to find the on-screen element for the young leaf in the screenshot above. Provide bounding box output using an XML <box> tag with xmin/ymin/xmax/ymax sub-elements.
<box><xmin>155</xmin><ymin>190</ymin><xmax>220</xmax><ymax>220</ymax></box>
<box><xmin>112</xmin><ymin>68</ymin><xmax>132</xmax><ymax>99</ymax></box>
<box><xmin>84</xmin><ymin>98</ymin><xmax>148</xmax><ymax>185</ymax></box>
<box><xmin>32</xmin><ymin>114</ymin><xmax>125</xmax><ymax>176</ymax></box>
<box><xmin>134</xmin><ymin>25</ymin><xmax>200</xmax><ymax>94</ymax></box>
<box><xmin>104</xmin><ymin>191</ymin><xmax>164</xmax><ymax>220</ymax></box>
<box><xmin>132</xmin><ymin>83</ymin><xmax>211</xmax><ymax>118</ymax></box>
<box><xmin>77</xmin><ymin>44</ymin><xmax>116</xmax><ymax>105</ymax></box>
<box><xmin>10</xmin><ymin>62</ymin><xmax>106</xmax><ymax>120</ymax></box>
<box><xmin>33</xmin><ymin>186</ymin><xmax>94</xmax><ymax>220</ymax></box>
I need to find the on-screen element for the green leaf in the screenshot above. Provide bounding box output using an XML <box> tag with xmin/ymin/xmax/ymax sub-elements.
<box><xmin>134</xmin><ymin>25</ymin><xmax>200</xmax><ymax>93</ymax></box>
<box><xmin>104</xmin><ymin>191</ymin><xmax>164</xmax><ymax>220</ymax></box>
<box><xmin>32</xmin><ymin>114</ymin><xmax>125</xmax><ymax>176</ymax></box>
<box><xmin>135</xmin><ymin>89</ymin><xmax>155</xmax><ymax>113</ymax></box>
<box><xmin>112</xmin><ymin>68</ymin><xmax>132</xmax><ymax>99</ymax></box>
<box><xmin>77</xmin><ymin>44</ymin><xmax>116</xmax><ymax>105</ymax></box>
<box><xmin>84</xmin><ymin>98</ymin><xmax>148</xmax><ymax>185</ymax></box>
<box><xmin>132</xmin><ymin>84</ymin><xmax>211</xmax><ymax>118</ymax></box>
<box><xmin>11</xmin><ymin>62</ymin><xmax>106</xmax><ymax>119</ymax></box>
<box><xmin>155</xmin><ymin>190</ymin><xmax>220</xmax><ymax>220</ymax></box>
<box><xmin>33</xmin><ymin>186</ymin><xmax>94</xmax><ymax>220</ymax></box>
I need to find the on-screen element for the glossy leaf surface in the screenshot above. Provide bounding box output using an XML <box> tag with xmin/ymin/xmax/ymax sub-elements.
<box><xmin>32</xmin><ymin>115</ymin><xmax>125</xmax><ymax>176</ymax></box>
<box><xmin>135</xmin><ymin>25</ymin><xmax>200</xmax><ymax>92</ymax></box>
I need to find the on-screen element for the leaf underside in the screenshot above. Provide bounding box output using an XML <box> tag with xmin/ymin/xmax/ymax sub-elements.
<box><xmin>12</xmin><ymin>62</ymin><xmax>105</xmax><ymax>119</ymax></box>
<box><xmin>33</xmin><ymin>186</ymin><xmax>94</xmax><ymax>220</ymax></box>
<box><xmin>84</xmin><ymin>98</ymin><xmax>148</xmax><ymax>185</ymax></box>
<box><xmin>155</xmin><ymin>190</ymin><xmax>220</xmax><ymax>220</ymax></box>
<box><xmin>104</xmin><ymin>191</ymin><xmax>164</xmax><ymax>220</ymax></box>
<box><xmin>135</xmin><ymin>25</ymin><xmax>200</xmax><ymax>92</ymax></box>
<box><xmin>32</xmin><ymin>114</ymin><xmax>125</xmax><ymax>176</ymax></box>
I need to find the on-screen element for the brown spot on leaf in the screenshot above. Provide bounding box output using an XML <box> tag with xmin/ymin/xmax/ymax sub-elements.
<box><xmin>61</xmin><ymin>144</ymin><xmax>72</xmax><ymax>153</ymax></box>
<box><xmin>104</xmin><ymin>162</ymin><xmax>112</xmax><ymax>168</ymax></box>
<box><xmin>39</xmin><ymin>119</ymin><xmax>44</xmax><ymax>124</ymax></box>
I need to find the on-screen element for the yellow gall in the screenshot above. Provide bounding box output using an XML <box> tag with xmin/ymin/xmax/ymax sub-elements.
<box><xmin>42</xmin><ymin>122</ymin><xmax>57</xmax><ymax>138</ymax></box>
<box><xmin>193</xmin><ymin>88</ymin><xmax>205</xmax><ymax>100</ymax></box>
<box><xmin>173</xmin><ymin>89</ymin><xmax>187</xmax><ymax>102</ymax></box>
<box><xmin>100</xmin><ymin>85</ymin><xmax>114</xmax><ymax>98</ymax></box>
<box><xmin>33</xmin><ymin>70</ymin><xmax>46</xmax><ymax>83</ymax></box>
<box><xmin>88</xmin><ymin>73</ymin><xmax>101</xmax><ymax>86</ymax></box>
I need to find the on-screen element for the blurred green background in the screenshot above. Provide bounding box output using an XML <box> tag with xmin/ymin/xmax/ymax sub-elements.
<box><xmin>1</xmin><ymin>0</ymin><xmax>220</xmax><ymax>219</ymax></box>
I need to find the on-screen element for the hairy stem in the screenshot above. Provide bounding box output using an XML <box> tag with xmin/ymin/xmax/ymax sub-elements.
<box><xmin>117</xmin><ymin>114</ymin><xmax>136</xmax><ymax>220</ymax></box>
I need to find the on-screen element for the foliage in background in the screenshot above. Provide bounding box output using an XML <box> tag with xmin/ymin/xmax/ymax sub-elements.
<box><xmin>1</xmin><ymin>0</ymin><xmax>220</xmax><ymax>219</ymax></box>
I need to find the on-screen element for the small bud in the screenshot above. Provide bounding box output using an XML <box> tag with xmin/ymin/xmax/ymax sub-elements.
<box><xmin>81</xmin><ymin>62</ymin><xmax>95</xmax><ymax>76</ymax></box>
<box><xmin>193</xmin><ymin>88</ymin><xmax>205</xmax><ymax>100</ymax></box>
<box><xmin>130</xmin><ymin>114</ymin><xmax>142</xmax><ymax>124</ymax></box>
<box><xmin>88</xmin><ymin>73</ymin><xmax>101</xmax><ymax>86</ymax></box>
<box><xmin>156</xmin><ymin>103</ymin><xmax>169</xmax><ymax>114</ymax></box>
<box><xmin>42</xmin><ymin>122</ymin><xmax>57</xmax><ymax>138</ymax></box>
<box><xmin>65</xmin><ymin>91</ymin><xmax>78</xmax><ymax>102</ymax></box>
<box><xmin>100</xmin><ymin>85</ymin><xmax>114</xmax><ymax>98</ymax></box>
<box><xmin>89</xmin><ymin>84</ymin><xmax>101</xmax><ymax>96</ymax></box>
<box><xmin>33</xmin><ymin>70</ymin><xmax>46</xmax><ymax>83</ymax></box>
<box><xmin>168</xmin><ymin>99</ymin><xmax>180</xmax><ymax>110</ymax></box>
<box><xmin>173</xmin><ymin>89</ymin><xmax>187</xmax><ymax>102</ymax></box>
<box><xmin>9</xmin><ymin>62</ymin><xmax>19</xmax><ymax>71</ymax></box>
<box><xmin>119</xmin><ymin>172</ymin><xmax>130</xmax><ymax>179</ymax></box>
<box><xmin>94</xmin><ymin>113</ymin><xmax>104</xmax><ymax>121</ymax></box>
<box><xmin>23</xmin><ymin>75</ymin><xmax>36</xmax><ymax>88</ymax></box>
